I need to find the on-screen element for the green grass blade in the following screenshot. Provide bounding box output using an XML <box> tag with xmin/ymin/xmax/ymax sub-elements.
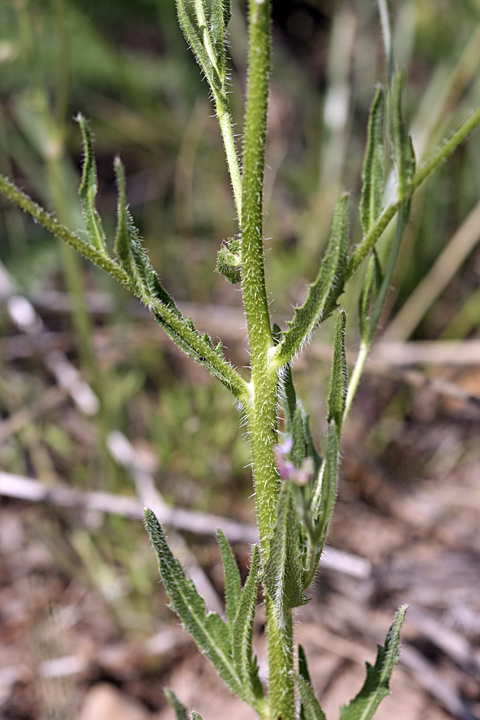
<box><xmin>295</xmin><ymin>675</ymin><xmax>327</xmax><ymax>720</ymax></box>
<box><xmin>76</xmin><ymin>114</ymin><xmax>108</xmax><ymax>254</ymax></box>
<box><xmin>217</xmin><ymin>529</ymin><xmax>242</xmax><ymax>625</ymax></box>
<box><xmin>275</xmin><ymin>194</ymin><xmax>349</xmax><ymax>367</ymax></box>
<box><xmin>360</xmin><ymin>88</ymin><xmax>385</xmax><ymax>237</ymax></box>
<box><xmin>144</xmin><ymin>510</ymin><xmax>244</xmax><ymax>699</ymax></box>
<box><xmin>339</xmin><ymin>605</ymin><xmax>408</xmax><ymax>720</ymax></box>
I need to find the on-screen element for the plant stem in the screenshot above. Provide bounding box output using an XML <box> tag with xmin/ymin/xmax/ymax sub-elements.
<box><xmin>241</xmin><ymin>2</ymin><xmax>295</xmax><ymax>718</ymax></box>
<box><xmin>241</xmin><ymin>0</ymin><xmax>277</xmax><ymax>551</ymax></box>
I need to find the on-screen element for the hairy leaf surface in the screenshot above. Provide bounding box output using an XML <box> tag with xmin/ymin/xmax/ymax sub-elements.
<box><xmin>327</xmin><ymin>310</ymin><xmax>347</xmax><ymax>428</ymax></box>
<box><xmin>145</xmin><ymin>510</ymin><xmax>244</xmax><ymax>698</ymax></box>
<box><xmin>262</xmin><ymin>484</ymin><xmax>308</xmax><ymax>613</ymax></box>
<box><xmin>165</xmin><ymin>688</ymin><xmax>189</xmax><ymax>720</ymax></box>
<box><xmin>388</xmin><ymin>70</ymin><xmax>416</xmax><ymax>201</ymax></box>
<box><xmin>218</xmin><ymin>529</ymin><xmax>242</xmax><ymax>625</ymax></box>
<box><xmin>339</xmin><ymin>605</ymin><xmax>408</xmax><ymax>720</ymax></box>
<box><xmin>276</xmin><ymin>194</ymin><xmax>349</xmax><ymax>366</ymax></box>
<box><xmin>295</xmin><ymin>675</ymin><xmax>327</xmax><ymax>720</ymax></box>
<box><xmin>232</xmin><ymin>545</ymin><xmax>263</xmax><ymax>698</ymax></box>
<box><xmin>360</xmin><ymin>88</ymin><xmax>385</xmax><ymax>236</ymax></box>
<box><xmin>77</xmin><ymin>114</ymin><xmax>108</xmax><ymax>254</ymax></box>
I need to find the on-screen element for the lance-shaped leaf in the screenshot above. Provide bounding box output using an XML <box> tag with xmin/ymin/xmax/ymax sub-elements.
<box><xmin>76</xmin><ymin>114</ymin><xmax>108</xmax><ymax>254</ymax></box>
<box><xmin>275</xmin><ymin>194</ymin><xmax>349</xmax><ymax>367</ymax></box>
<box><xmin>358</xmin><ymin>251</ymin><xmax>382</xmax><ymax>344</ymax></box>
<box><xmin>309</xmin><ymin>421</ymin><xmax>340</xmax><ymax>567</ymax></box>
<box><xmin>360</xmin><ymin>88</ymin><xmax>385</xmax><ymax>237</ymax></box>
<box><xmin>299</xmin><ymin>645</ymin><xmax>313</xmax><ymax>720</ymax></box>
<box><xmin>209</xmin><ymin>0</ymin><xmax>229</xmax><ymax>78</ymax></box>
<box><xmin>327</xmin><ymin>310</ymin><xmax>347</xmax><ymax>428</ymax></box>
<box><xmin>144</xmin><ymin>510</ymin><xmax>244</xmax><ymax>699</ymax></box>
<box><xmin>114</xmin><ymin>157</ymin><xmax>162</xmax><ymax>301</ymax></box>
<box><xmin>165</xmin><ymin>689</ymin><xmax>189</xmax><ymax>720</ymax></box>
<box><xmin>339</xmin><ymin>605</ymin><xmax>408</xmax><ymax>720</ymax></box>
<box><xmin>295</xmin><ymin>675</ymin><xmax>327</xmax><ymax>720</ymax></box>
<box><xmin>262</xmin><ymin>483</ymin><xmax>308</xmax><ymax>614</ymax></box>
<box><xmin>388</xmin><ymin>69</ymin><xmax>416</xmax><ymax>202</ymax></box>
<box><xmin>218</xmin><ymin>529</ymin><xmax>242</xmax><ymax>625</ymax></box>
<box><xmin>232</xmin><ymin>545</ymin><xmax>263</xmax><ymax>699</ymax></box>
<box><xmin>175</xmin><ymin>0</ymin><xmax>218</xmax><ymax>93</ymax></box>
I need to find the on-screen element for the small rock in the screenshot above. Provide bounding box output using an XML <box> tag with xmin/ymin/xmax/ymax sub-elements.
<box><xmin>78</xmin><ymin>683</ymin><xmax>152</xmax><ymax>720</ymax></box>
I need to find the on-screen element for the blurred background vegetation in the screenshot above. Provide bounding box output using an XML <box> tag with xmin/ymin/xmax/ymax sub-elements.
<box><xmin>1</xmin><ymin>0</ymin><xmax>480</xmax><ymax>716</ymax></box>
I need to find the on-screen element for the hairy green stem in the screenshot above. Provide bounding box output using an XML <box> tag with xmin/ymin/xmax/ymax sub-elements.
<box><xmin>241</xmin><ymin>0</ymin><xmax>277</xmax><ymax>550</ymax></box>
<box><xmin>240</xmin><ymin>1</ymin><xmax>295</xmax><ymax>718</ymax></box>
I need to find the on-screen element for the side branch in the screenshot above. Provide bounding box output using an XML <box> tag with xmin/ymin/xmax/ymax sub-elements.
<box><xmin>0</xmin><ymin>175</ymin><xmax>249</xmax><ymax>402</ymax></box>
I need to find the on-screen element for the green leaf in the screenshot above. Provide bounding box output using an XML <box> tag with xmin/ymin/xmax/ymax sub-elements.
<box><xmin>388</xmin><ymin>69</ymin><xmax>416</xmax><ymax>202</ymax></box>
<box><xmin>327</xmin><ymin>310</ymin><xmax>347</xmax><ymax>428</ymax></box>
<box><xmin>276</xmin><ymin>194</ymin><xmax>349</xmax><ymax>366</ymax></box>
<box><xmin>262</xmin><ymin>484</ymin><xmax>308</xmax><ymax>614</ymax></box>
<box><xmin>311</xmin><ymin>419</ymin><xmax>340</xmax><ymax>543</ymax></box>
<box><xmin>295</xmin><ymin>675</ymin><xmax>327</xmax><ymax>720</ymax></box>
<box><xmin>113</xmin><ymin>157</ymin><xmax>159</xmax><ymax>300</ymax></box>
<box><xmin>210</xmin><ymin>0</ymin><xmax>227</xmax><ymax>77</ymax></box>
<box><xmin>339</xmin><ymin>605</ymin><xmax>408</xmax><ymax>720</ymax></box>
<box><xmin>191</xmin><ymin>713</ymin><xmax>203</xmax><ymax>720</ymax></box>
<box><xmin>175</xmin><ymin>0</ymin><xmax>218</xmax><ymax>92</ymax></box>
<box><xmin>76</xmin><ymin>114</ymin><xmax>108</xmax><ymax>254</ymax></box>
<box><xmin>282</xmin><ymin>363</ymin><xmax>297</xmax><ymax>431</ymax></box>
<box><xmin>299</xmin><ymin>645</ymin><xmax>313</xmax><ymax>720</ymax></box>
<box><xmin>144</xmin><ymin>510</ymin><xmax>244</xmax><ymax>699</ymax></box>
<box><xmin>298</xmin><ymin>644</ymin><xmax>312</xmax><ymax>686</ymax></box>
<box><xmin>360</xmin><ymin>88</ymin><xmax>385</xmax><ymax>237</ymax></box>
<box><xmin>218</xmin><ymin>529</ymin><xmax>242</xmax><ymax>625</ymax></box>
<box><xmin>232</xmin><ymin>545</ymin><xmax>263</xmax><ymax>698</ymax></box>
<box><xmin>291</xmin><ymin>405</ymin><xmax>307</xmax><ymax>469</ymax></box>
<box><xmin>216</xmin><ymin>240</ymin><xmax>242</xmax><ymax>284</ymax></box>
<box><xmin>165</xmin><ymin>689</ymin><xmax>189</xmax><ymax>720</ymax></box>
<box><xmin>358</xmin><ymin>251</ymin><xmax>382</xmax><ymax>344</ymax></box>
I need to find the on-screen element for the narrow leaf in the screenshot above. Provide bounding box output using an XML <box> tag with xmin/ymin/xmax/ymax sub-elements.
<box><xmin>360</xmin><ymin>88</ymin><xmax>385</xmax><ymax>237</ymax></box>
<box><xmin>276</xmin><ymin>194</ymin><xmax>349</xmax><ymax>366</ymax></box>
<box><xmin>298</xmin><ymin>644</ymin><xmax>312</xmax><ymax>686</ymax></box>
<box><xmin>282</xmin><ymin>362</ymin><xmax>297</xmax><ymax>431</ymax></box>
<box><xmin>339</xmin><ymin>605</ymin><xmax>408</xmax><ymax>720</ymax></box>
<box><xmin>299</xmin><ymin>644</ymin><xmax>313</xmax><ymax>720</ymax></box>
<box><xmin>312</xmin><ymin>419</ymin><xmax>340</xmax><ymax>544</ymax></box>
<box><xmin>191</xmin><ymin>713</ymin><xmax>203</xmax><ymax>720</ymax></box>
<box><xmin>327</xmin><ymin>310</ymin><xmax>347</xmax><ymax>428</ymax></box>
<box><xmin>388</xmin><ymin>69</ymin><xmax>416</xmax><ymax>201</ymax></box>
<box><xmin>144</xmin><ymin>510</ymin><xmax>244</xmax><ymax>698</ymax></box>
<box><xmin>295</xmin><ymin>675</ymin><xmax>327</xmax><ymax>720</ymax></box>
<box><xmin>76</xmin><ymin>114</ymin><xmax>108</xmax><ymax>254</ymax></box>
<box><xmin>175</xmin><ymin>0</ymin><xmax>218</xmax><ymax>92</ymax></box>
<box><xmin>232</xmin><ymin>545</ymin><xmax>263</xmax><ymax>697</ymax></box>
<box><xmin>358</xmin><ymin>251</ymin><xmax>382</xmax><ymax>344</ymax></box>
<box><xmin>165</xmin><ymin>689</ymin><xmax>189</xmax><ymax>720</ymax></box>
<box><xmin>262</xmin><ymin>484</ymin><xmax>308</xmax><ymax>614</ymax></box>
<box><xmin>218</xmin><ymin>529</ymin><xmax>242</xmax><ymax>625</ymax></box>
<box><xmin>210</xmin><ymin>0</ymin><xmax>227</xmax><ymax>77</ymax></box>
